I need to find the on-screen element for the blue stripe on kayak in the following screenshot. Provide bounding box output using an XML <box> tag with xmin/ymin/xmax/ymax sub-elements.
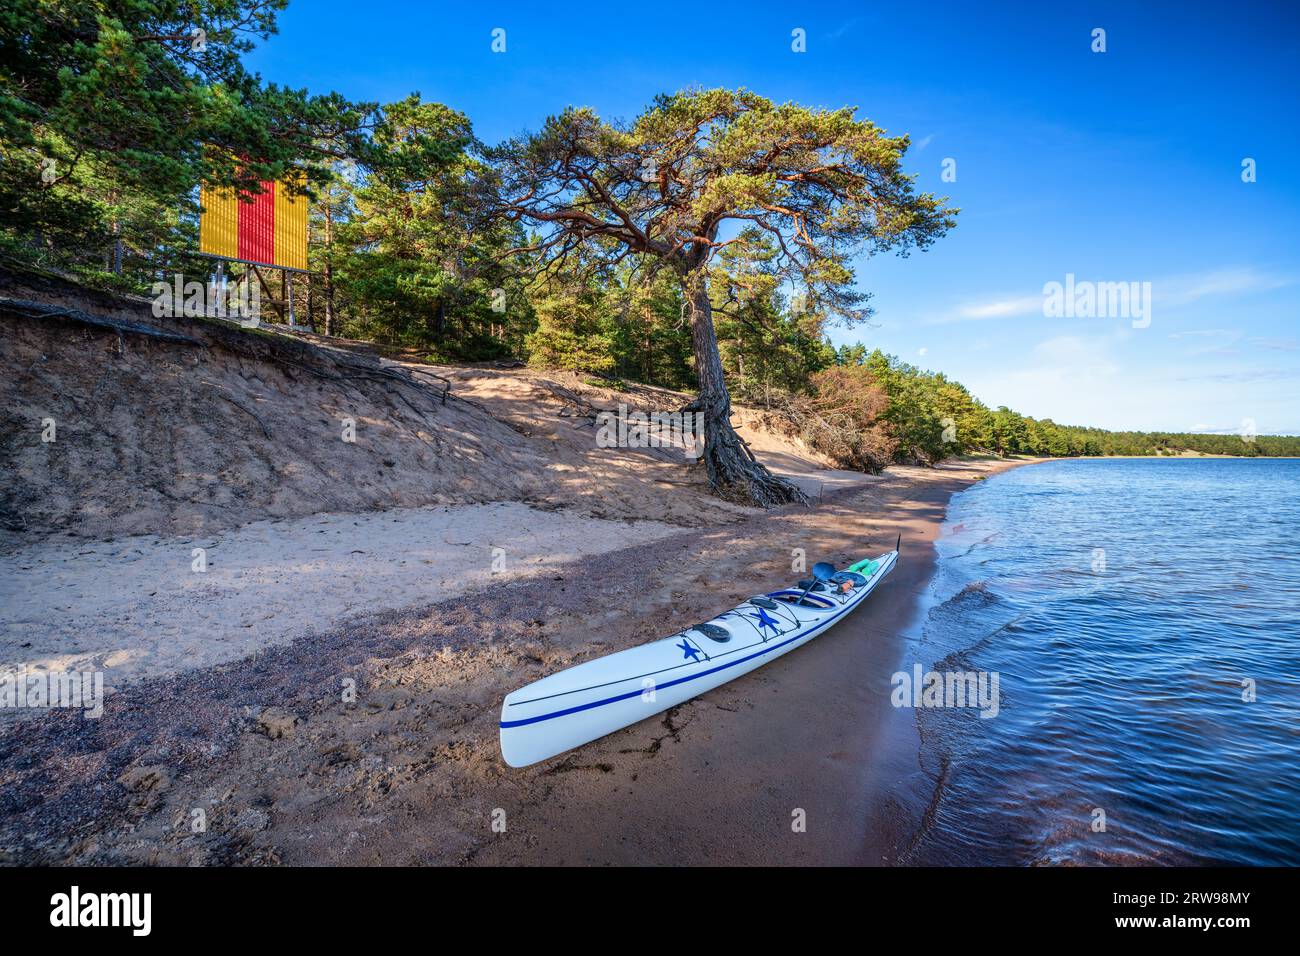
<box><xmin>500</xmin><ymin>558</ymin><xmax>891</xmax><ymax>730</ymax></box>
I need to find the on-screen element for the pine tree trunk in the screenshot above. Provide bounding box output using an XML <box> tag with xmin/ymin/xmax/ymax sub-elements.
<box><xmin>684</xmin><ymin>275</ymin><xmax>806</xmax><ymax>507</ymax></box>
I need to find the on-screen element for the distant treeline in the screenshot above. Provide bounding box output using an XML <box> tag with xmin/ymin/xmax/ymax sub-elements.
<box><xmin>824</xmin><ymin>346</ymin><xmax>1300</xmax><ymax>464</ymax></box>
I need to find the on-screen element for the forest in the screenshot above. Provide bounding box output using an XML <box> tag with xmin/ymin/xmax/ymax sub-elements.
<box><xmin>3</xmin><ymin>0</ymin><xmax>1295</xmax><ymax>491</ymax></box>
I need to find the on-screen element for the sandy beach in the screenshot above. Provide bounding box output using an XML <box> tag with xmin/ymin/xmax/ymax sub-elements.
<box><xmin>0</xmin><ymin>457</ymin><xmax>1025</xmax><ymax>865</ymax></box>
<box><xmin>0</xmin><ymin>266</ymin><xmax>1042</xmax><ymax>865</ymax></box>
<box><xmin>0</xmin><ymin>502</ymin><xmax>684</xmax><ymax>689</ymax></box>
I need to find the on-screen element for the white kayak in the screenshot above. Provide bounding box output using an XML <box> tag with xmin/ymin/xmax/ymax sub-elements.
<box><xmin>499</xmin><ymin>548</ymin><xmax>899</xmax><ymax>767</ymax></box>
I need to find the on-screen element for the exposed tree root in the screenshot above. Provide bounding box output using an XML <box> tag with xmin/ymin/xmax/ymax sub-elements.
<box><xmin>0</xmin><ymin>297</ymin><xmax>203</xmax><ymax>346</ymax></box>
<box><xmin>680</xmin><ymin>398</ymin><xmax>809</xmax><ymax>508</ymax></box>
<box><xmin>702</xmin><ymin>431</ymin><xmax>809</xmax><ymax>508</ymax></box>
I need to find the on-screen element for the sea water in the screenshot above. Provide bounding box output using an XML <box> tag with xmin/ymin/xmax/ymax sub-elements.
<box><xmin>905</xmin><ymin>458</ymin><xmax>1300</xmax><ymax>865</ymax></box>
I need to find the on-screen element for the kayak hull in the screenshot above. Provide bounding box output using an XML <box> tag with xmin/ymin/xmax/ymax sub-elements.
<box><xmin>499</xmin><ymin>550</ymin><xmax>897</xmax><ymax>767</ymax></box>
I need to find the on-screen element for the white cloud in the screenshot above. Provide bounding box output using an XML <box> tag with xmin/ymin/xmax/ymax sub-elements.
<box><xmin>926</xmin><ymin>294</ymin><xmax>1043</xmax><ymax>324</ymax></box>
<box><xmin>1166</xmin><ymin>328</ymin><xmax>1237</xmax><ymax>339</ymax></box>
<box><xmin>1250</xmin><ymin>337</ymin><xmax>1300</xmax><ymax>352</ymax></box>
<box><xmin>1166</xmin><ymin>329</ymin><xmax>1299</xmax><ymax>355</ymax></box>
<box><xmin>1156</xmin><ymin>267</ymin><xmax>1294</xmax><ymax>306</ymax></box>
<box><xmin>826</xmin><ymin>18</ymin><xmax>862</xmax><ymax>40</ymax></box>
<box><xmin>1029</xmin><ymin>334</ymin><xmax>1122</xmax><ymax>374</ymax></box>
<box><xmin>925</xmin><ymin>266</ymin><xmax>1295</xmax><ymax>327</ymax></box>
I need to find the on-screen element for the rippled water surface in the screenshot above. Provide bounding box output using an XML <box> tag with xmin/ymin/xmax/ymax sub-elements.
<box><xmin>908</xmin><ymin>458</ymin><xmax>1300</xmax><ymax>865</ymax></box>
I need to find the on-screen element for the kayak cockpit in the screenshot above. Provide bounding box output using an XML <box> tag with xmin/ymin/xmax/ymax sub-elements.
<box><xmin>832</xmin><ymin>570</ymin><xmax>869</xmax><ymax>587</ymax></box>
<box><xmin>766</xmin><ymin>590</ymin><xmax>837</xmax><ymax>609</ymax></box>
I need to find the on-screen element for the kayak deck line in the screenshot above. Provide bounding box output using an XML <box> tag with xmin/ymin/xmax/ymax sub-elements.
<box><xmin>499</xmin><ymin>550</ymin><xmax>899</xmax><ymax>766</ymax></box>
<box><xmin>505</xmin><ymin>587</ymin><xmax>853</xmax><ymax>708</ymax></box>
<box><xmin>499</xmin><ymin>589</ymin><xmax>871</xmax><ymax>728</ymax></box>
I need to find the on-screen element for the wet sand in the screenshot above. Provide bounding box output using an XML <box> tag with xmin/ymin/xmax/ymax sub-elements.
<box><xmin>0</xmin><ymin>458</ymin><xmax>1029</xmax><ymax>866</ymax></box>
<box><xmin>469</xmin><ymin>458</ymin><xmax>1029</xmax><ymax>866</ymax></box>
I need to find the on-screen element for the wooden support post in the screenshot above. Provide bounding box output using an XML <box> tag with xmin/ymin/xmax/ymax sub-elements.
<box><xmin>249</xmin><ymin>265</ymin><xmax>284</xmax><ymax>322</ymax></box>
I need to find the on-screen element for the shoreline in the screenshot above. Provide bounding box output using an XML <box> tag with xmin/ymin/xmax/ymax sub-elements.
<box><xmin>475</xmin><ymin>456</ymin><xmax>1036</xmax><ymax>866</ymax></box>
<box><xmin>0</xmin><ymin>457</ymin><xmax>1034</xmax><ymax>866</ymax></box>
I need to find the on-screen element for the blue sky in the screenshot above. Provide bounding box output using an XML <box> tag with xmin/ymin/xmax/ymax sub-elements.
<box><xmin>247</xmin><ymin>0</ymin><xmax>1300</xmax><ymax>434</ymax></box>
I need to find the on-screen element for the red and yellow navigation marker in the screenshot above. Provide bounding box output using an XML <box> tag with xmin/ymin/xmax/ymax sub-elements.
<box><xmin>200</xmin><ymin>172</ymin><xmax>307</xmax><ymax>271</ymax></box>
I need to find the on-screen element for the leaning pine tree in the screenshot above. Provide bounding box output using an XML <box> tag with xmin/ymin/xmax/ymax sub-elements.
<box><xmin>492</xmin><ymin>89</ymin><xmax>955</xmax><ymax>507</ymax></box>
